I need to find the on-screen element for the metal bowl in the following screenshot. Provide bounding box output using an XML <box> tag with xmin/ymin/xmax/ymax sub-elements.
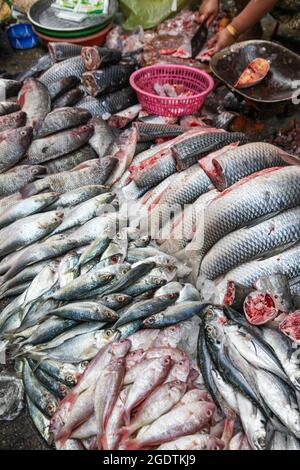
<box><xmin>28</xmin><ymin>0</ymin><xmax>117</xmax><ymax>33</ymax></box>
<box><xmin>210</xmin><ymin>40</ymin><xmax>300</xmax><ymax>103</ymax></box>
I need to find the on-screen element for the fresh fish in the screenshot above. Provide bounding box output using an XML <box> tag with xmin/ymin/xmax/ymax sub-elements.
<box><xmin>0</xmin><ymin>165</ymin><xmax>46</xmax><ymax>197</ymax></box>
<box><xmin>202</xmin><ymin>142</ymin><xmax>291</xmax><ymax>191</ymax></box>
<box><xmin>48</xmin><ymin>43</ymin><xmax>83</xmax><ymax>63</ymax></box>
<box><xmin>17</xmin><ymin>53</ymin><xmax>52</xmax><ymax>81</ymax></box>
<box><xmin>200</xmin><ymin>167</ymin><xmax>300</xmax><ymax>260</ymax></box>
<box><xmin>0</xmin><ymin>281</ymin><xmax>31</xmax><ymax>299</ymax></box>
<box><xmin>100</xmin><ymin>260</ymin><xmax>156</xmax><ymax>296</ymax></box>
<box><xmin>236</xmin><ymin>393</ymin><xmax>267</xmax><ymax>450</ymax></box>
<box><xmin>172</xmin><ymin>132</ymin><xmax>247</xmax><ymax>170</ymax></box>
<box><xmin>0</xmin><ymin>100</ymin><xmax>20</xmax><ymax>116</ymax></box>
<box><xmin>36</xmin><ymin>107</ymin><xmax>91</xmax><ymax>138</ymax></box>
<box><xmin>143</xmin><ymin>301</ymin><xmax>207</xmax><ymax>328</ymax></box>
<box><xmin>45</xmin><ymin>185</ymin><xmax>109</xmax><ymax>210</ymax></box>
<box><xmin>28</xmin><ymin>358</ymin><xmax>69</xmax><ymax>399</ymax></box>
<box><xmin>101</xmin><ymin>293</ymin><xmax>132</xmax><ymax>311</ymax></box>
<box><xmin>254</xmin><ymin>368</ymin><xmax>300</xmax><ymax>438</ymax></box>
<box><xmin>22</xmin><ymin>158</ymin><xmax>116</xmax><ymax>197</ymax></box>
<box><xmin>97</xmin><ymin>87</ymin><xmax>138</xmax><ymax>120</ymax></box>
<box><xmin>58</xmin><ymin>251</ymin><xmax>80</xmax><ymax>288</ymax></box>
<box><xmin>71</xmin><ymin>414</ymin><xmax>97</xmax><ymax>440</ymax></box>
<box><xmin>0</xmin><ymin>78</ymin><xmax>22</xmax><ymax>98</ymax></box>
<box><xmin>81</xmin><ymin>46</ymin><xmax>122</xmax><ymax>71</ymax></box>
<box><xmin>261</xmin><ymin>327</ymin><xmax>300</xmax><ymax>391</ymax></box>
<box><xmin>52</xmin><ymin>87</ymin><xmax>84</xmax><ymax>109</ymax></box>
<box><xmin>47</xmin><ymin>76</ymin><xmax>80</xmax><ymax>101</ymax></box>
<box><xmin>82</xmin><ymin>64</ymin><xmax>136</xmax><ymax>97</ymax></box>
<box><xmin>88</xmin><ymin>116</ymin><xmax>116</xmax><ymax>159</ymax></box>
<box><xmin>18</xmin><ymin>79</ymin><xmax>51</xmax><ymax>130</ymax></box>
<box><xmin>1</xmin><ymin>235</ymin><xmax>79</xmax><ymax>283</ymax></box>
<box><xmin>123</xmin><ymin>401</ymin><xmax>215</xmax><ymax>449</ymax></box>
<box><xmin>0</xmin><ymin>192</ymin><xmax>58</xmax><ymax>229</ymax></box>
<box><xmin>121</xmin><ymin>380</ymin><xmax>186</xmax><ymax>438</ymax></box>
<box><xmin>23</xmin><ymin>359</ymin><xmax>59</xmax><ymax>417</ymax></box>
<box><xmin>223</xmin><ymin>243</ymin><xmax>300</xmax><ymax>288</ymax></box>
<box><xmin>26</xmin><ymin>395</ymin><xmax>52</xmax><ymax>445</ymax></box>
<box><xmin>94</xmin><ymin>355</ymin><xmax>127</xmax><ymax>447</ymax></box>
<box><xmin>113</xmin><ymin>292</ymin><xmax>179</xmax><ymax>328</ymax></box>
<box><xmin>131</xmin><ymin>150</ymin><xmax>177</xmax><ymax>189</ymax></box>
<box><xmin>102</xmin><ymin>388</ymin><xmax>128</xmax><ymax>450</ymax></box>
<box><xmin>134</xmin><ymin>122</ymin><xmax>186</xmax><ymax>142</ymax></box>
<box><xmin>201</xmin><ymin>207</ymin><xmax>300</xmax><ymax>280</ymax></box>
<box><xmin>0</xmin><ymin>126</ymin><xmax>33</xmax><ymax>172</ymax></box>
<box><xmin>48</xmin><ymin>301</ymin><xmax>118</xmax><ymax>322</ymax></box>
<box><xmin>108</xmin><ymin>104</ymin><xmax>141</xmax><ymax>129</ymax></box>
<box><xmin>0</xmin><ymin>260</ymin><xmax>50</xmax><ymax>298</ymax></box>
<box><xmin>29</xmin><ymin>321</ymin><xmax>103</xmax><ymax>350</ymax></box>
<box><xmin>39</xmin><ymin>56</ymin><xmax>85</xmax><ymax>86</ymax></box>
<box><xmin>33</xmin><ymin>359</ymin><xmax>85</xmax><ymax>387</ymax></box>
<box><xmin>0</xmin><ymin>210</ymin><xmax>63</xmax><ymax>257</ymax></box>
<box><xmin>123</xmin><ymin>356</ymin><xmax>172</xmax><ymax>424</ymax></box>
<box><xmin>150</xmin><ymin>165</ymin><xmax>212</xmax><ymax>237</ymax></box>
<box><xmin>0</xmin><ymin>110</ymin><xmax>26</xmax><ymax>132</ymax></box>
<box><xmin>78</xmin><ymin>233</ymin><xmax>112</xmax><ymax>267</ymax></box>
<box><xmin>75</xmin><ymin>95</ymin><xmax>105</xmax><ymax>117</ymax></box>
<box><xmin>211</xmin><ymin>367</ymin><xmax>239</xmax><ymax>414</ymax></box>
<box><xmin>43</xmin><ymin>145</ymin><xmax>97</xmax><ymax>174</ymax></box>
<box><xmin>106</xmin><ymin>127</ymin><xmax>138</xmax><ymax>185</ymax></box>
<box><xmin>50</xmin><ymin>264</ymin><xmax>129</xmax><ymax>301</ymax></box>
<box><xmin>25</xmin><ymin>124</ymin><xmax>94</xmax><ymax>164</ymax></box>
<box><xmin>51</xmin><ymin>192</ymin><xmax>115</xmax><ymax>235</ymax></box>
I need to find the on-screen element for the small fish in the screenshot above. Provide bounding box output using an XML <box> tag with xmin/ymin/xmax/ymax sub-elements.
<box><xmin>143</xmin><ymin>301</ymin><xmax>207</xmax><ymax>328</ymax></box>
<box><xmin>43</xmin><ymin>145</ymin><xmax>97</xmax><ymax>175</ymax></box>
<box><xmin>0</xmin><ymin>165</ymin><xmax>46</xmax><ymax>198</ymax></box>
<box><xmin>16</xmin><ymin>53</ymin><xmax>53</xmax><ymax>81</ymax></box>
<box><xmin>48</xmin><ymin>301</ymin><xmax>118</xmax><ymax>322</ymax></box>
<box><xmin>26</xmin><ymin>395</ymin><xmax>52</xmax><ymax>445</ymax></box>
<box><xmin>0</xmin><ymin>100</ymin><xmax>20</xmax><ymax>116</ymax></box>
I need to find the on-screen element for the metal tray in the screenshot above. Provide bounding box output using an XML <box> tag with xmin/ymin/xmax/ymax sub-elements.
<box><xmin>28</xmin><ymin>0</ymin><xmax>117</xmax><ymax>33</ymax></box>
<box><xmin>210</xmin><ymin>40</ymin><xmax>300</xmax><ymax>103</ymax></box>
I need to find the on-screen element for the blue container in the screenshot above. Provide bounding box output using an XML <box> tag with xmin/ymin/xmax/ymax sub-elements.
<box><xmin>7</xmin><ymin>24</ymin><xmax>39</xmax><ymax>49</ymax></box>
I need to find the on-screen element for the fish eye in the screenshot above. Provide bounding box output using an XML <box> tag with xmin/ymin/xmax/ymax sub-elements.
<box><xmin>47</xmin><ymin>401</ymin><xmax>57</xmax><ymax>416</ymax></box>
<box><xmin>117</xmin><ymin>295</ymin><xmax>125</xmax><ymax>301</ymax></box>
<box><xmin>20</xmin><ymin>130</ymin><xmax>27</xmax><ymax>136</ymax></box>
<box><xmin>146</xmin><ymin>316</ymin><xmax>155</xmax><ymax>324</ymax></box>
<box><xmin>80</xmin><ymin>361</ymin><xmax>89</xmax><ymax>370</ymax></box>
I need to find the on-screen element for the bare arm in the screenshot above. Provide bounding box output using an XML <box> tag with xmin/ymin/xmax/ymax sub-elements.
<box><xmin>231</xmin><ymin>0</ymin><xmax>278</xmax><ymax>35</ymax></box>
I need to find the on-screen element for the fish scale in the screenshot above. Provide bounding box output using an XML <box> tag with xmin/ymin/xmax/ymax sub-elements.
<box><xmin>40</xmin><ymin>56</ymin><xmax>85</xmax><ymax>86</ymax></box>
<box><xmin>82</xmin><ymin>64</ymin><xmax>136</xmax><ymax>97</ymax></box>
<box><xmin>172</xmin><ymin>132</ymin><xmax>247</xmax><ymax>170</ymax></box>
<box><xmin>201</xmin><ymin>206</ymin><xmax>300</xmax><ymax>280</ymax></box>
<box><xmin>205</xmin><ymin>142</ymin><xmax>291</xmax><ymax>191</ymax></box>
<box><xmin>200</xmin><ymin>166</ymin><xmax>300</xmax><ymax>261</ymax></box>
<box><xmin>132</xmin><ymin>151</ymin><xmax>177</xmax><ymax>189</ymax></box>
<box><xmin>223</xmin><ymin>243</ymin><xmax>300</xmax><ymax>287</ymax></box>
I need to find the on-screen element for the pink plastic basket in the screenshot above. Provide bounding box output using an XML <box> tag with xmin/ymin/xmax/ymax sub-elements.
<box><xmin>130</xmin><ymin>64</ymin><xmax>214</xmax><ymax>117</ymax></box>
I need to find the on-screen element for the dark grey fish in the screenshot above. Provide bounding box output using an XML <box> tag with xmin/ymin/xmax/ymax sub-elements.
<box><xmin>0</xmin><ymin>110</ymin><xmax>26</xmax><ymax>133</ymax></box>
<box><xmin>36</xmin><ymin>107</ymin><xmax>91</xmax><ymax>138</ymax></box>
<box><xmin>143</xmin><ymin>301</ymin><xmax>207</xmax><ymax>328</ymax></box>
<box><xmin>0</xmin><ymin>78</ymin><xmax>22</xmax><ymax>98</ymax></box>
<box><xmin>52</xmin><ymin>87</ymin><xmax>84</xmax><ymax>109</ymax></box>
<box><xmin>0</xmin><ymin>101</ymin><xmax>20</xmax><ymax>116</ymax></box>
<box><xmin>172</xmin><ymin>132</ymin><xmax>247</xmax><ymax>171</ymax></box>
<box><xmin>16</xmin><ymin>54</ymin><xmax>53</xmax><ymax>82</ymax></box>
<box><xmin>134</xmin><ymin>122</ymin><xmax>186</xmax><ymax>142</ymax></box>
<box><xmin>82</xmin><ymin>64</ymin><xmax>136</xmax><ymax>97</ymax></box>
<box><xmin>43</xmin><ymin>145</ymin><xmax>97</xmax><ymax>174</ymax></box>
<box><xmin>39</xmin><ymin>56</ymin><xmax>85</xmax><ymax>86</ymax></box>
<box><xmin>47</xmin><ymin>76</ymin><xmax>80</xmax><ymax>101</ymax></box>
<box><xmin>28</xmin><ymin>358</ymin><xmax>69</xmax><ymax>399</ymax></box>
<box><xmin>48</xmin><ymin>43</ymin><xmax>83</xmax><ymax>63</ymax></box>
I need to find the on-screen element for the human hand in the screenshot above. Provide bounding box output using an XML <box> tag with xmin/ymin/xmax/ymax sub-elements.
<box><xmin>208</xmin><ymin>27</ymin><xmax>236</xmax><ymax>55</ymax></box>
<box><xmin>199</xmin><ymin>0</ymin><xmax>219</xmax><ymax>27</ymax></box>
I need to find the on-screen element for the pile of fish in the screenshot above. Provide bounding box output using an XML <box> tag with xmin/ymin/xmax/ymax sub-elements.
<box><xmin>198</xmin><ymin>305</ymin><xmax>300</xmax><ymax>450</ymax></box>
<box><xmin>1</xmin><ymin>30</ymin><xmax>300</xmax><ymax>451</ymax></box>
<box><xmin>49</xmin><ymin>333</ymin><xmax>224</xmax><ymax>450</ymax></box>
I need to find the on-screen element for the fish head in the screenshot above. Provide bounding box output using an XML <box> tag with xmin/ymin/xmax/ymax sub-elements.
<box><xmin>102</xmin><ymin>308</ymin><xmax>119</xmax><ymax>322</ymax></box>
<box><xmin>16</xmin><ymin>126</ymin><xmax>33</xmax><ymax>147</ymax></box>
<box><xmin>126</xmin><ymin>348</ymin><xmax>145</xmax><ymax>368</ymax></box>
<box><xmin>110</xmin><ymin>338</ymin><xmax>131</xmax><ymax>358</ymax></box>
<box><xmin>207</xmin><ymin>437</ymin><xmax>225</xmax><ymax>450</ymax></box>
<box><xmin>46</xmin><ymin>397</ymin><xmax>58</xmax><ymax>417</ymax></box>
<box><xmin>97</xmin><ymin>271</ymin><xmax>115</xmax><ymax>283</ymax></box>
<box><xmin>204</xmin><ymin>307</ymin><xmax>227</xmax><ymax>350</ymax></box>
<box><xmin>143</xmin><ymin>313</ymin><xmax>162</xmax><ymax>327</ymax></box>
<box><xmin>168</xmin><ymin>379</ymin><xmax>187</xmax><ymax>398</ymax></box>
